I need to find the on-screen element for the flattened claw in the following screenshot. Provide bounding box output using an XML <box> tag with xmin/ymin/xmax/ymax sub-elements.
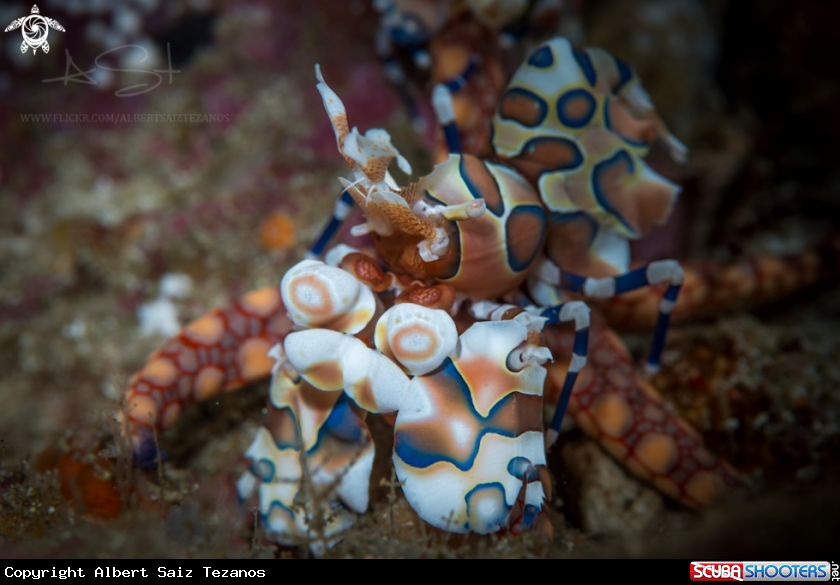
<box><xmin>284</xmin><ymin>328</ymin><xmax>410</xmax><ymax>413</ymax></box>
<box><xmin>280</xmin><ymin>259</ymin><xmax>377</xmax><ymax>334</ymax></box>
<box><xmin>374</xmin><ymin>304</ymin><xmax>458</xmax><ymax>375</ymax></box>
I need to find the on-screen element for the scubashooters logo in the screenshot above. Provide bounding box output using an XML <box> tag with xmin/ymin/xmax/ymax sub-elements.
<box><xmin>691</xmin><ymin>561</ymin><xmax>833</xmax><ymax>582</ymax></box>
<box><xmin>4</xmin><ymin>5</ymin><xmax>64</xmax><ymax>55</ymax></box>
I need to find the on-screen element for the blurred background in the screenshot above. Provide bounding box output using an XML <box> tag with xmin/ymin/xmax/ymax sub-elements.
<box><xmin>0</xmin><ymin>0</ymin><xmax>838</xmax><ymax>558</ymax></box>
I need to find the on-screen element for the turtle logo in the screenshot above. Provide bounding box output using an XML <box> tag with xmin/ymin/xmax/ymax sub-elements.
<box><xmin>4</xmin><ymin>5</ymin><xmax>65</xmax><ymax>55</ymax></box>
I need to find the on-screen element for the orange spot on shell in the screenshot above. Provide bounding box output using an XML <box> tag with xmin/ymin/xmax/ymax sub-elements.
<box><xmin>184</xmin><ymin>313</ymin><xmax>225</xmax><ymax>345</ymax></box>
<box><xmin>591</xmin><ymin>394</ymin><xmax>633</xmax><ymax>438</ymax></box>
<box><xmin>141</xmin><ymin>358</ymin><xmax>178</xmax><ymax>387</ymax></box>
<box><xmin>634</xmin><ymin>433</ymin><xmax>678</xmax><ymax>475</ymax></box>
<box><xmin>126</xmin><ymin>394</ymin><xmax>158</xmax><ymax>425</ymax></box>
<box><xmin>684</xmin><ymin>470</ymin><xmax>725</xmax><ymax>508</ymax></box>
<box><xmin>194</xmin><ymin>366</ymin><xmax>225</xmax><ymax>401</ymax></box>
<box><xmin>259</xmin><ymin>211</ymin><xmax>297</xmax><ymax>251</ymax></box>
<box><xmin>238</xmin><ymin>338</ymin><xmax>274</xmax><ymax>381</ymax></box>
<box><xmin>241</xmin><ymin>287</ymin><xmax>281</xmax><ymax>318</ymax></box>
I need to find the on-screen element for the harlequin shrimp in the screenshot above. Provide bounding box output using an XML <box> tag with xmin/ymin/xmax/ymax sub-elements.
<box><xmin>118</xmin><ymin>37</ymin><xmax>838</xmax><ymax>553</ymax></box>
<box><xmin>232</xmin><ymin>66</ymin><xmax>593</xmax><ymax>549</ymax></box>
<box><xmin>296</xmin><ymin>40</ymin><xmax>736</xmax><ymax>516</ymax></box>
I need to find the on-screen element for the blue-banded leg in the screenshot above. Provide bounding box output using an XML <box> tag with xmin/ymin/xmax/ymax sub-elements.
<box><xmin>306</xmin><ymin>189</ymin><xmax>355</xmax><ymax>259</ymax></box>
<box><xmin>432</xmin><ymin>84</ymin><xmax>461</xmax><ymax>154</ymax></box>
<box><xmin>563</xmin><ymin>260</ymin><xmax>685</xmax><ymax>375</ymax></box>
<box><xmin>533</xmin><ymin>301</ymin><xmax>590</xmax><ymax>446</ymax></box>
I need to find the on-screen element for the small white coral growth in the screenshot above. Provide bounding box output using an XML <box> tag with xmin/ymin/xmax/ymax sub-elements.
<box><xmin>137</xmin><ymin>273</ymin><xmax>193</xmax><ymax>337</ymax></box>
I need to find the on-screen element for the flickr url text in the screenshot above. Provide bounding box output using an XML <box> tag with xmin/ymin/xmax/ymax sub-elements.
<box><xmin>19</xmin><ymin>113</ymin><xmax>230</xmax><ymax>124</ymax></box>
